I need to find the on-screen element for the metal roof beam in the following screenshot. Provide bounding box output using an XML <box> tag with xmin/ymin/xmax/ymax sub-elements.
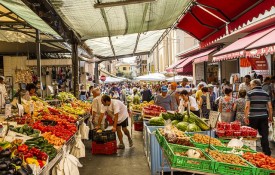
<box><xmin>0</xmin><ymin>12</ymin><xmax>13</xmax><ymax>18</ymax></box>
<box><xmin>100</xmin><ymin>8</ymin><xmax>116</xmax><ymax>58</ymax></box>
<box><xmin>94</xmin><ymin>0</ymin><xmax>156</xmax><ymax>8</ymax></box>
<box><xmin>133</xmin><ymin>3</ymin><xmax>149</xmax><ymax>55</ymax></box>
<box><xmin>97</xmin><ymin>51</ymin><xmax>149</xmax><ymax>61</ymax></box>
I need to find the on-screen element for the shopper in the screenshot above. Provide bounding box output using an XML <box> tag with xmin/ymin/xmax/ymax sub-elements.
<box><xmin>0</xmin><ymin>76</ymin><xmax>7</xmax><ymax>106</ymax></box>
<box><xmin>208</xmin><ymin>84</ymin><xmax>217</xmax><ymax>111</ymax></box>
<box><xmin>169</xmin><ymin>82</ymin><xmax>180</xmax><ymax>111</ymax></box>
<box><xmin>91</xmin><ymin>88</ymin><xmax>105</xmax><ymax>129</ymax></box>
<box><xmin>179</xmin><ymin>90</ymin><xmax>200</xmax><ymax>116</ymax></box>
<box><xmin>155</xmin><ymin>86</ymin><xmax>172</xmax><ymax>111</ymax></box>
<box><xmin>262</xmin><ymin>77</ymin><xmax>272</xmax><ymax>97</ymax></box>
<box><xmin>181</xmin><ymin>77</ymin><xmax>189</xmax><ymax>88</ymax></box>
<box><xmin>244</xmin><ymin>79</ymin><xmax>273</xmax><ymax>156</ymax></box>
<box><xmin>218</xmin><ymin>88</ymin><xmax>235</xmax><ymax>122</ymax></box>
<box><xmin>98</xmin><ymin>95</ymin><xmax>133</xmax><ymax>149</ymax></box>
<box><xmin>141</xmin><ymin>83</ymin><xmax>152</xmax><ymax>102</ymax></box>
<box><xmin>23</xmin><ymin>83</ymin><xmax>37</xmax><ymax>101</ymax></box>
<box><xmin>239</xmin><ymin>75</ymin><xmax>251</xmax><ymax>92</ymax></box>
<box><xmin>199</xmin><ymin>87</ymin><xmax>210</xmax><ymax>118</ymax></box>
<box><xmin>195</xmin><ymin>83</ymin><xmax>204</xmax><ymax>101</ymax></box>
<box><xmin>79</xmin><ymin>85</ymin><xmax>87</xmax><ymax>101</ymax></box>
<box><xmin>233</xmin><ymin>89</ymin><xmax>246</xmax><ymax>125</ymax></box>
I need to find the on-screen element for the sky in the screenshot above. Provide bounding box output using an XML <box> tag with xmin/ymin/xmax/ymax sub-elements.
<box><xmin>121</xmin><ymin>56</ymin><xmax>136</xmax><ymax>63</ymax></box>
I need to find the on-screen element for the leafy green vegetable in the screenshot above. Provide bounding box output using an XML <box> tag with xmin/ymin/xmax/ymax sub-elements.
<box><xmin>186</xmin><ymin>123</ymin><xmax>201</xmax><ymax>132</ymax></box>
<box><xmin>149</xmin><ymin>117</ymin><xmax>165</xmax><ymax>126</ymax></box>
<box><xmin>171</xmin><ymin>120</ymin><xmax>180</xmax><ymax>126</ymax></box>
<box><xmin>176</xmin><ymin>122</ymin><xmax>189</xmax><ymax>131</ymax></box>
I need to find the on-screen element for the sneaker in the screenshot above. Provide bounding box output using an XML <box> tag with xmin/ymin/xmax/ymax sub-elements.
<box><xmin>117</xmin><ymin>144</ymin><xmax>125</xmax><ymax>149</ymax></box>
<box><xmin>129</xmin><ymin>139</ymin><xmax>133</xmax><ymax>147</ymax></box>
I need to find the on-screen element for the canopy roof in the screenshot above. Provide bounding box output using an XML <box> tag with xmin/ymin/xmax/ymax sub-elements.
<box><xmin>46</xmin><ymin>0</ymin><xmax>191</xmax><ymax>58</ymax></box>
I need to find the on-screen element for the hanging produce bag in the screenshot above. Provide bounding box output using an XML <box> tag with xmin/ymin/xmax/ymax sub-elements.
<box><xmin>79</xmin><ymin>123</ymin><xmax>89</xmax><ymax>140</ymax></box>
<box><xmin>71</xmin><ymin>134</ymin><xmax>85</xmax><ymax>158</ymax></box>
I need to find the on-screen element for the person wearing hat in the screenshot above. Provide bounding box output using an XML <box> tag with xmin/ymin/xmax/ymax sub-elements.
<box><xmin>155</xmin><ymin>86</ymin><xmax>172</xmax><ymax>111</ymax></box>
<box><xmin>169</xmin><ymin>82</ymin><xmax>180</xmax><ymax>111</ymax></box>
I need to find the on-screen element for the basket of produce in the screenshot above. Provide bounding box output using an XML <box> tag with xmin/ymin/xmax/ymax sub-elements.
<box><xmin>9</xmin><ymin>125</ymin><xmax>41</xmax><ymax>138</ymax></box>
<box><xmin>189</xmin><ymin>133</ymin><xmax>224</xmax><ymax>149</ymax></box>
<box><xmin>159</xmin><ymin>127</ymin><xmax>193</xmax><ymax>147</ymax></box>
<box><xmin>164</xmin><ymin>144</ymin><xmax>215</xmax><ymax>173</ymax></box>
<box><xmin>205</xmin><ymin>149</ymin><xmax>256</xmax><ymax>175</ymax></box>
<box><xmin>91</xmin><ymin>129</ymin><xmax>116</xmax><ymax>144</ymax></box>
<box><xmin>242</xmin><ymin>152</ymin><xmax>275</xmax><ymax>175</ymax></box>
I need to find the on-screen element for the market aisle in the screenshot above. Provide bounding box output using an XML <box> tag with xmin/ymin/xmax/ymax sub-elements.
<box><xmin>79</xmin><ymin>130</ymin><xmax>150</xmax><ymax>175</ymax></box>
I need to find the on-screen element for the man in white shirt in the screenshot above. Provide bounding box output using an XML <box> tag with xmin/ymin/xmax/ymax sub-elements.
<box><xmin>239</xmin><ymin>75</ymin><xmax>251</xmax><ymax>92</ymax></box>
<box><xmin>97</xmin><ymin>95</ymin><xmax>133</xmax><ymax>149</ymax></box>
<box><xmin>91</xmin><ymin>88</ymin><xmax>104</xmax><ymax>129</ymax></box>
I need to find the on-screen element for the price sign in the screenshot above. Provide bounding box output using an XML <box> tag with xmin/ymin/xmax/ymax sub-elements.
<box><xmin>48</xmin><ymin>85</ymin><xmax>54</xmax><ymax>94</ymax></box>
<box><xmin>30</xmin><ymin>103</ymin><xmax>34</xmax><ymax>114</ymax></box>
<box><xmin>17</xmin><ymin>103</ymin><xmax>24</xmax><ymax>117</ymax></box>
<box><xmin>208</xmin><ymin>111</ymin><xmax>220</xmax><ymax>128</ymax></box>
<box><xmin>5</xmin><ymin>104</ymin><xmax>11</xmax><ymax>118</ymax></box>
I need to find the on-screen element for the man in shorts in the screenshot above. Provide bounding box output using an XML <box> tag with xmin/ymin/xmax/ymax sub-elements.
<box><xmin>97</xmin><ymin>95</ymin><xmax>133</xmax><ymax>149</ymax></box>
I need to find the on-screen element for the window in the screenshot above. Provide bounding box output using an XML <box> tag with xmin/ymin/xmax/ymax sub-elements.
<box><xmin>123</xmin><ymin>67</ymin><xmax>126</xmax><ymax>71</ymax></box>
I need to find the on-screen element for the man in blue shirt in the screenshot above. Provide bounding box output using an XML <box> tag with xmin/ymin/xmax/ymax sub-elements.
<box><xmin>245</xmin><ymin>79</ymin><xmax>273</xmax><ymax>156</ymax></box>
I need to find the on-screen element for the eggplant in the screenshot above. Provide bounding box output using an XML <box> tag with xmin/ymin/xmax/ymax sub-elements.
<box><xmin>1</xmin><ymin>158</ymin><xmax>12</xmax><ymax>166</ymax></box>
<box><xmin>0</xmin><ymin>162</ymin><xmax>8</xmax><ymax>170</ymax></box>
<box><xmin>0</xmin><ymin>171</ymin><xmax>10</xmax><ymax>175</ymax></box>
<box><xmin>16</xmin><ymin>168</ymin><xmax>28</xmax><ymax>175</ymax></box>
<box><xmin>0</xmin><ymin>149</ymin><xmax>11</xmax><ymax>157</ymax></box>
<box><xmin>12</xmin><ymin>157</ymin><xmax>22</xmax><ymax>166</ymax></box>
<box><xmin>8</xmin><ymin>164</ymin><xmax>16</xmax><ymax>174</ymax></box>
<box><xmin>21</xmin><ymin>164</ymin><xmax>32</xmax><ymax>174</ymax></box>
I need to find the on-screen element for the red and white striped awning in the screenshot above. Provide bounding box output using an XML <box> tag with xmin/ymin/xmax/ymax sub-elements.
<box><xmin>246</xmin><ymin>29</ymin><xmax>275</xmax><ymax>57</ymax></box>
<box><xmin>166</xmin><ymin>59</ymin><xmax>186</xmax><ymax>72</ymax></box>
<box><xmin>213</xmin><ymin>26</ymin><xmax>275</xmax><ymax>62</ymax></box>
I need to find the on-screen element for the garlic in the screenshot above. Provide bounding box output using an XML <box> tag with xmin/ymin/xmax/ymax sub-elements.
<box><xmin>186</xmin><ymin>149</ymin><xmax>201</xmax><ymax>158</ymax></box>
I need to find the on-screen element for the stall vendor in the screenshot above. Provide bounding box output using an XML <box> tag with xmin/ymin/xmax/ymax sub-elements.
<box><xmin>97</xmin><ymin>95</ymin><xmax>133</xmax><ymax>149</ymax></box>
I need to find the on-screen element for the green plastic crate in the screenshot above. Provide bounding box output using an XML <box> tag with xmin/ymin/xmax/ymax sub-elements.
<box><xmin>212</xmin><ymin>145</ymin><xmax>257</xmax><ymax>154</ymax></box>
<box><xmin>205</xmin><ymin>150</ymin><xmax>256</xmax><ymax>175</ymax></box>
<box><xmin>164</xmin><ymin>144</ymin><xmax>215</xmax><ymax>173</ymax></box>
<box><xmin>155</xmin><ymin>129</ymin><xmax>164</xmax><ymax>147</ymax></box>
<box><xmin>256</xmin><ymin>168</ymin><xmax>275</xmax><ymax>175</ymax></box>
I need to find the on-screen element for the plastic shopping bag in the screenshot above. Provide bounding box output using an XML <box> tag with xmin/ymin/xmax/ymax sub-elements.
<box><xmin>80</xmin><ymin>123</ymin><xmax>89</xmax><ymax>140</ymax></box>
<box><xmin>64</xmin><ymin>151</ymin><xmax>83</xmax><ymax>175</ymax></box>
<box><xmin>71</xmin><ymin>134</ymin><xmax>85</xmax><ymax>158</ymax></box>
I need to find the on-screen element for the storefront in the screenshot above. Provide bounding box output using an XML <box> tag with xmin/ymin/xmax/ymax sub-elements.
<box><xmin>213</xmin><ymin>26</ymin><xmax>275</xmax><ymax>82</ymax></box>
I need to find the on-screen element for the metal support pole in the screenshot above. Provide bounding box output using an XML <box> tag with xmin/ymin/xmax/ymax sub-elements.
<box><xmin>36</xmin><ymin>29</ymin><xmax>42</xmax><ymax>98</ymax></box>
<box><xmin>94</xmin><ymin>62</ymin><xmax>99</xmax><ymax>85</ymax></box>
<box><xmin>72</xmin><ymin>42</ymin><xmax>79</xmax><ymax>97</ymax></box>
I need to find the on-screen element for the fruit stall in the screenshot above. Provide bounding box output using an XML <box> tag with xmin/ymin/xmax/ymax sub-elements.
<box><xmin>0</xmin><ymin>93</ymin><xmax>91</xmax><ymax>175</ymax></box>
<box><xmin>149</xmin><ymin>111</ymin><xmax>275</xmax><ymax>175</ymax></box>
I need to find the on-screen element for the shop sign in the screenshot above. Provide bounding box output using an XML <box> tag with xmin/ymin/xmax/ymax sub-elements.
<box><xmin>246</xmin><ymin>45</ymin><xmax>275</xmax><ymax>57</ymax></box>
<box><xmin>213</xmin><ymin>50</ymin><xmax>245</xmax><ymax>62</ymax></box>
<box><xmin>248</xmin><ymin>55</ymin><xmax>270</xmax><ymax>77</ymax></box>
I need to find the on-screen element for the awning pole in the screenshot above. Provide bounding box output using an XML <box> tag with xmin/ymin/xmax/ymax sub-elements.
<box><xmin>94</xmin><ymin>62</ymin><xmax>99</xmax><ymax>86</ymax></box>
<box><xmin>36</xmin><ymin>29</ymin><xmax>42</xmax><ymax>98</ymax></box>
<box><xmin>72</xmin><ymin>42</ymin><xmax>79</xmax><ymax>97</ymax></box>
<box><xmin>197</xmin><ymin>5</ymin><xmax>230</xmax><ymax>34</ymax></box>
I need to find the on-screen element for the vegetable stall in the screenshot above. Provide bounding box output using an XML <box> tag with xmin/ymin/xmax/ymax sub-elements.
<box><xmin>0</xmin><ymin>92</ymin><xmax>91</xmax><ymax>175</ymax></box>
<box><xmin>147</xmin><ymin>110</ymin><xmax>274</xmax><ymax>175</ymax></box>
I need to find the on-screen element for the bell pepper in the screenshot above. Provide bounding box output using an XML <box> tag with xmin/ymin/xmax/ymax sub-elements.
<box><xmin>18</xmin><ymin>144</ymin><xmax>28</xmax><ymax>152</ymax></box>
<box><xmin>37</xmin><ymin>160</ymin><xmax>44</xmax><ymax>168</ymax></box>
<box><xmin>26</xmin><ymin>158</ymin><xmax>39</xmax><ymax>166</ymax></box>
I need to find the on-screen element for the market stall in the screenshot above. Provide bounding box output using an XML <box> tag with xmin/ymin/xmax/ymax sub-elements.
<box><xmin>0</xmin><ymin>92</ymin><xmax>91</xmax><ymax>175</ymax></box>
<box><xmin>147</xmin><ymin>111</ymin><xmax>274</xmax><ymax>175</ymax></box>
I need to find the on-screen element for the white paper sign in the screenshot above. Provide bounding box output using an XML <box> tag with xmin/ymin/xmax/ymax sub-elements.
<box><xmin>48</xmin><ymin>85</ymin><xmax>54</xmax><ymax>94</ymax></box>
<box><xmin>30</xmin><ymin>103</ymin><xmax>34</xmax><ymax>114</ymax></box>
<box><xmin>208</xmin><ymin>111</ymin><xmax>220</xmax><ymax>128</ymax></box>
<box><xmin>5</xmin><ymin>104</ymin><xmax>11</xmax><ymax>118</ymax></box>
<box><xmin>17</xmin><ymin>103</ymin><xmax>24</xmax><ymax>117</ymax></box>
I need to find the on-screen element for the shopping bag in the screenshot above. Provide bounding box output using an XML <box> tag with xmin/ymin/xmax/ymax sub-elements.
<box><xmin>71</xmin><ymin>134</ymin><xmax>85</xmax><ymax>158</ymax></box>
<box><xmin>79</xmin><ymin>123</ymin><xmax>89</xmax><ymax>140</ymax></box>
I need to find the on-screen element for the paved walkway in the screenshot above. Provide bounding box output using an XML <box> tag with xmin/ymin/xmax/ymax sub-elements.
<box><xmin>79</xmin><ymin>130</ymin><xmax>150</xmax><ymax>175</ymax></box>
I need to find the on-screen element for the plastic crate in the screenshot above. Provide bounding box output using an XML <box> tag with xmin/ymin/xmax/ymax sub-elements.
<box><xmin>164</xmin><ymin>144</ymin><xmax>215</xmax><ymax>173</ymax></box>
<box><xmin>212</xmin><ymin>145</ymin><xmax>257</xmax><ymax>154</ymax></box>
<box><xmin>256</xmin><ymin>168</ymin><xmax>275</xmax><ymax>175</ymax></box>
<box><xmin>134</xmin><ymin>121</ymin><xmax>143</xmax><ymax>131</ymax></box>
<box><xmin>91</xmin><ymin>129</ymin><xmax>116</xmax><ymax>143</ymax></box>
<box><xmin>155</xmin><ymin>129</ymin><xmax>164</xmax><ymax>147</ymax></box>
<box><xmin>92</xmin><ymin>140</ymin><xmax>117</xmax><ymax>155</ymax></box>
<box><xmin>133</xmin><ymin>113</ymin><xmax>142</xmax><ymax>122</ymax></box>
<box><xmin>205</xmin><ymin>150</ymin><xmax>256</xmax><ymax>175</ymax></box>
<box><xmin>146</xmin><ymin>126</ymin><xmax>170</xmax><ymax>175</ymax></box>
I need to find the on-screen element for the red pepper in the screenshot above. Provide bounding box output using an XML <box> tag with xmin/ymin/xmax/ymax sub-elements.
<box><xmin>37</xmin><ymin>160</ymin><xmax>44</xmax><ymax>168</ymax></box>
<box><xmin>18</xmin><ymin>144</ymin><xmax>28</xmax><ymax>152</ymax></box>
